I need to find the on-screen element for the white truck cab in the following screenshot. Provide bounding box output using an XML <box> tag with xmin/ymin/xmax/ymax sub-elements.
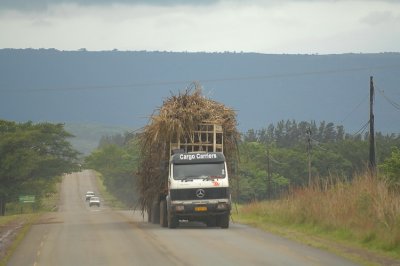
<box><xmin>150</xmin><ymin>123</ymin><xmax>231</xmax><ymax>229</ymax></box>
<box><xmin>164</xmin><ymin>152</ymin><xmax>231</xmax><ymax>228</ymax></box>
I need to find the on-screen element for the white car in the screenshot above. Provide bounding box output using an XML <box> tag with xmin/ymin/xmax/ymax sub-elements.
<box><xmin>89</xmin><ymin>196</ymin><xmax>100</xmax><ymax>207</ymax></box>
<box><xmin>85</xmin><ymin>191</ymin><xmax>95</xmax><ymax>201</ymax></box>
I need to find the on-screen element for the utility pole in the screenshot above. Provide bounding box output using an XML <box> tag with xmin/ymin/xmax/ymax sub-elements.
<box><xmin>233</xmin><ymin>160</ymin><xmax>239</xmax><ymax>214</ymax></box>
<box><xmin>369</xmin><ymin>76</ymin><xmax>376</xmax><ymax>175</ymax></box>
<box><xmin>266</xmin><ymin>146</ymin><xmax>272</xmax><ymax>199</ymax></box>
<box><xmin>306</xmin><ymin>127</ymin><xmax>312</xmax><ymax>186</ymax></box>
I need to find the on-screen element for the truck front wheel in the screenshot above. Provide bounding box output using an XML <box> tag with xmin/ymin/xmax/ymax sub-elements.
<box><xmin>168</xmin><ymin>212</ymin><xmax>178</xmax><ymax>229</ymax></box>
<box><xmin>218</xmin><ymin>214</ymin><xmax>230</xmax><ymax>229</ymax></box>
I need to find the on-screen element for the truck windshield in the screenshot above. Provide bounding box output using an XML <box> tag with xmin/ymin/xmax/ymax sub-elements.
<box><xmin>173</xmin><ymin>163</ymin><xmax>226</xmax><ymax>180</ymax></box>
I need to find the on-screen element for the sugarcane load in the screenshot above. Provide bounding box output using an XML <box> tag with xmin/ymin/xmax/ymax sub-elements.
<box><xmin>137</xmin><ymin>84</ymin><xmax>239</xmax><ymax>228</ymax></box>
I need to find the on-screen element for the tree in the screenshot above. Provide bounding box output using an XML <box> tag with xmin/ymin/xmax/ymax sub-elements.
<box><xmin>379</xmin><ymin>147</ymin><xmax>400</xmax><ymax>188</ymax></box>
<box><xmin>237</xmin><ymin>142</ymin><xmax>267</xmax><ymax>201</ymax></box>
<box><xmin>237</xmin><ymin>141</ymin><xmax>290</xmax><ymax>201</ymax></box>
<box><xmin>312</xmin><ymin>147</ymin><xmax>352</xmax><ymax>178</ymax></box>
<box><xmin>243</xmin><ymin>129</ymin><xmax>257</xmax><ymax>142</ymax></box>
<box><xmin>275</xmin><ymin>120</ymin><xmax>285</xmax><ymax>147</ymax></box>
<box><xmin>323</xmin><ymin>122</ymin><xmax>336</xmax><ymax>142</ymax></box>
<box><xmin>270</xmin><ymin>147</ymin><xmax>308</xmax><ymax>186</ymax></box>
<box><xmin>0</xmin><ymin>120</ymin><xmax>79</xmax><ymax>215</ymax></box>
<box><xmin>336</xmin><ymin>125</ymin><xmax>345</xmax><ymax>141</ymax></box>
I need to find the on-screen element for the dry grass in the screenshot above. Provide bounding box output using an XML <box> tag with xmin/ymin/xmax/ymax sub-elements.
<box><xmin>136</xmin><ymin>85</ymin><xmax>239</xmax><ymax>213</ymax></box>
<box><xmin>239</xmin><ymin>173</ymin><xmax>400</xmax><ymax>254</ymax></box>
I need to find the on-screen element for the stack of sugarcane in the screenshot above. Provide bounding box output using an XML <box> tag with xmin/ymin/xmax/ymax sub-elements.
<box><xmin>136</xmin><ymin>85</ymin><xmax>240</xmax><ymax>213</ymax></box>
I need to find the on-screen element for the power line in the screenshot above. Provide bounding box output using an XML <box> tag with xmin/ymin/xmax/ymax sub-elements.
<box><xmin>268</xmin><ymin>154</ymin><xmax>285</xmax><ymax>165</ymax></box>
<box><xmin>0</xmin><ymin>80</ymin><xmax>191</xmax><ymax>93</ymax></box>
<box><xmin>352</xmin><ymin>120</ymin><xmax>370</xmax><ymax>136</ymax></box>
<box><xmin>377</xmin><ymin>88</ymin><xmax>400</xmax><ymax>111</ymax></box>
<box><xmin>310</xmin><ymin>138</ymin><xmax>331</xmax><ymax>152</ymax></box>
<box><xmin>1</xmin><ymin>64</ymin><xmax>400</xmax><ymax>93</ymax></box>
<box><xmin>340</xmin><ymin>93</ymin><xmax>369</xmax><ymax>123</ymax></box>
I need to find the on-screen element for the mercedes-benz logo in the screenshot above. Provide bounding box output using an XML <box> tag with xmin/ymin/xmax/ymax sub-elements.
<box><xmin>196</xmin><ymin>189</ymin><xmax>205</xmax><ymax>198</ymax></box>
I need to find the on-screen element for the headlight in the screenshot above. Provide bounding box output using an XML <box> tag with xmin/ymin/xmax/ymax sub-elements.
<box><xmin>175</xmin><ymin>205</ymin><xmax>184</xmax><ymax>211</ymax></box>
<box><xmin>216</xmin><ymin>203</ymin><xmax>227</xmax><ymax>210</ymax></box>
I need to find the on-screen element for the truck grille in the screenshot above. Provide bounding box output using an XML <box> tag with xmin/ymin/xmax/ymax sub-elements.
<box><xmin>170</xmin><ymin>188</ymin><xmax>229</xmax><ymax>200</ymax></box>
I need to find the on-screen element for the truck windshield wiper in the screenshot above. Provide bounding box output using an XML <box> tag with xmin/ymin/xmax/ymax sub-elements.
<box><xmin>201</xmin><ymin>175</ymin><xmax>212</xmax><ymax>181</ymax></box>
<box><xmin>180</xmin><ymin>176</ymin><xmax>196</xmax><ymax>182</ymax></box>
<box><xmin>202</xmin><ymin>175</ymin><xmax>222</xmax><ymax>181</ymax></box>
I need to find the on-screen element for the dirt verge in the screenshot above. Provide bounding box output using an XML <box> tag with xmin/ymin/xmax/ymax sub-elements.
<box><xmin>0</xmin><ymin>215</ymin><xmax>36</xmax><ymax>265</ymax></box>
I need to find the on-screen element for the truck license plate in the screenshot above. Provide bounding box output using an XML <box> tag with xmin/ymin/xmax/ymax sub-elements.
<box><xmin>195</xmin><ymin>206</ymin><xmax>207</xmax><ymax>212</ymax></box>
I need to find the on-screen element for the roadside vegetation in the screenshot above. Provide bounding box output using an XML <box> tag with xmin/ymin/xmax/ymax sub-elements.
<box><xmin>92</xmin><ymin>170</ymin><xmax>127</xmax><ymax>209</ymax></box>
<box><xmin>236</xmin><ymin>120</ymin><xmax>400</xmax><ymax>202</ymax></box>
<box><xmin>0</xmin><ymin>120</ymin><xmax>80</xmax><ymax>216</ymax></box>
<box><xmin>232</xmin><ymin>125</ymin><xmax>400</xmax><ymax>263</ymax></box>
<box><xmin>4</xmin><ymin>176</ymin><xmax>62</xmax><ymax>215</ymax></box>
<box><xmin>233</xmin><ymin>173</ymin><xmax>400</xmax><ymax>262</ymax></box>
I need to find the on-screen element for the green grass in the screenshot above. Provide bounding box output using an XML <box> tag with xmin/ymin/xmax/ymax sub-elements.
<box><xmin>0</xmin><ymin>215</ymin><xmax>20</xmax><ymax>226</ymax></box>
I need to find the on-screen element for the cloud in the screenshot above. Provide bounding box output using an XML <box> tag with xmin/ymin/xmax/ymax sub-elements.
<box><xmin>0</xmin><ymin>0</ymin><xmax>217</xmax><ymax>11</ymax></box>
<box><xmin>1</xmin><ymin>0</ymin><xmax>400</xmax><ymax>53</ymax></box>
<box><xmin>361</xmin><ymin>10</ymin><xmax>400</xmax><ymax>26</ymax></box>
<box><xmin>3</xmin><ymin>0</ymin><xmax>400</xmax><ymax>9</ymax></box>
<box><xmin>31</xmin><ymin>18</ymin><xmax>53</xmax><ymax>27</ymax></box>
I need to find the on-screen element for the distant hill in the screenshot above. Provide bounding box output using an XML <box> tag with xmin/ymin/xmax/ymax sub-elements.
<box><xmin>1</xmin><ymin>49</ymin><xmax>399</xmax><ymax>134</ymax></box>
<box><xmin>64</xmin><ymin>123</ymin><xmax>133</xmax><ymax>156</ymax></box>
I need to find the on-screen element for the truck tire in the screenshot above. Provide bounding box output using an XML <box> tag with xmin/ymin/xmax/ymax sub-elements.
<box><xmin>160</xmin><ymin>200</ymin><xmax>168</xmax><ymax>228</ymax></box>
<box><xmin>218</xmin><ymin>214</ymin><xmax>229</xmax><ymax>229</ymax></box>
<box><xmin>151</xmin><ymin>201</ymin><xmax>160</xmax><ymax>224</ymax></box>
<box><xmin>206</xmin><ymin>217</ymin><xmax>217</xmax><ymax>227</ymax></box>
<box><xmin>168</xmin><ymin>212</ymin><xmax>178</xmax><ymax>229</ymax></box>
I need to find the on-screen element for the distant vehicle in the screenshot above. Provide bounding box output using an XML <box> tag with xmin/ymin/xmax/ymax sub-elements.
<box><xmin>85</xmin><ymin>191</ymin><xmax>95</xmax><ymax>201</ymax></box>
<box><xmin>89</xmin><ymin>196</ymin><xmax>100</xmax><ymax>207</ymax></box>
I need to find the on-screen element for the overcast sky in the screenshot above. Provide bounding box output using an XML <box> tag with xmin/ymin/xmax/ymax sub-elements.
<box><xmin>1</xmin><ymin>0</ymin><xmax>400</xmax><ymax>54</ymax></box>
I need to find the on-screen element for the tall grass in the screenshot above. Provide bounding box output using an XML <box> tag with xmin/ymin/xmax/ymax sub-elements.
<box><xmin>238</xmin><ymin>172</ymin><xmax>400</xmax><ymax>254</ymax></box>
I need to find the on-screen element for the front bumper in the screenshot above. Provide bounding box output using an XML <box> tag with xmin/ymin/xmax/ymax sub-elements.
<box><xmin>169</xmin><ymin>199</ymin><xmax>231</xmax><ymax>217</ymax></box>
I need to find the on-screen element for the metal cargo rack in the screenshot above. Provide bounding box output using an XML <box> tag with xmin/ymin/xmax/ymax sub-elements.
<box><xmin>170</xmin><ymin>123</ymin><xmax>223</xmax><ymax>154</ymax></box>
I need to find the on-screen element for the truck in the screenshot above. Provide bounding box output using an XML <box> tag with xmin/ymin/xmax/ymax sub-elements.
<box><xmin>158</xmin><ymin>123</ymin><xmax>230</xmax><ymax>228</ymax></box>
<box><xmin>137</xmin><ymin>88</ymin><xmax>238</xmax><ymax>229</ymax></box>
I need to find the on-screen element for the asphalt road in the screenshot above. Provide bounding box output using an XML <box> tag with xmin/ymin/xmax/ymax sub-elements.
<box><xmin>8</xmin><ymin>170</ymin><xmax>359</xmax><ymax>266</ymax></box>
